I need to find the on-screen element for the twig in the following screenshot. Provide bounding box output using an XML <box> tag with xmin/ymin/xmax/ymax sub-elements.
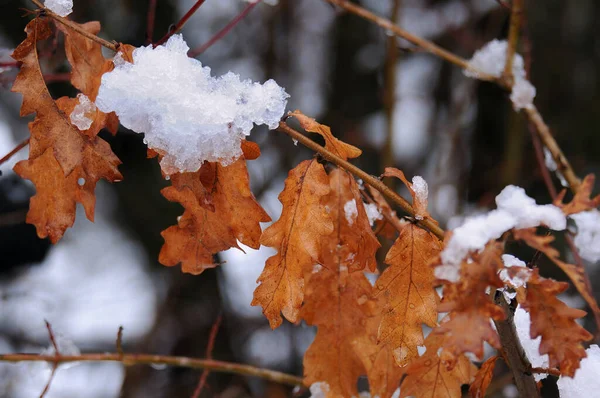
<box><xmin>191</xmin><ymin>313</ymin><xmax>223</xmax><ymax>398</ymax></box>
<box><xmin>116</xmin><ymin>326</ymin><xmax>124</xmax><ymax>357</ymax></box>
<box><xmin>29</xmin><ymin>0</ymin><xmax>118</xmax><ymax>52</ymax></box>
<box><xmin>276</xmin><ymin>121</ymin><xmax>445</xmax><ymax>240</ymax></box>
<box><xmin>188</xmin><ymin>1</ymin><xmax>261</xmax><ymax>57</ymax></box>
<box><xmin>0</xmin><ymin>353</ymin><xmax>303</xmax><ymax>386</ymax></box>
<box><xmin>154</xmin><ymin>0</ymin><xmax>207</xmax><ymax>46</ymax></box>
<box><xmin>531</xmin><ymin>367</ymin><xmax>561</xmax><ymax>377</ymax></box>
<box><xmin>503</xmin><ymin>0</ymin><xmax>523</xmax><ymax>85</ymax></box>
<box><xmin>0</xmin><ymin>138</ymin><xmax>29</xmax><ymax>167</ymax></box>
<box><xmin>146</xmin><ymin>0</ymin><xmax>158</xmax><ymax>44</ymax></box>
<box><xmin>39</xmin><ymin>321</ymin><xmax>59</xmax><ymax>398</ymax></box>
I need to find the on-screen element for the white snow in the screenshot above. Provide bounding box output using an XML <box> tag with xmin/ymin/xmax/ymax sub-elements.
<box><xmin>309</xmin><ymin>382</ymin><xmax>330</xmax><ymax>398</ymax></box>
<box><xmin>557</xmin><ymin>345</ymin><xmax>600</xmax><ymax>397</ymax></box>
<box><xmin>437</xmin><ymin>185</ymin><xmax>566</xmax><ymax>282</ymax></box>
<box><xmin>464</xmin><ymin>39</ymin><xmax>536</xmax><ymax>110</ymax></box>
<box><xmin>44</xmin><ymin>0</ymin><xmax>72</xmax><ymax>17</ymax></box>
<box><xmin>70</xmin><ymin>94</ymin><xmax>96</xmax><ymax>131</ymax></box>
<box><xmin>96</xmin><ymin>34</ymin><xmax>289</xmax><ymax>175</ymax></box>
<box><xmin>344</xmin><ymin>199</ymin><xmax>358</xmax><ymax>226</ymax></box>
<box><xmin>544</xmin><ymin>147</ymin><xmax>568</xmax><ymax>187</ymax></box>
<box><xmin>363</xmin><ymin>203</ymin><xmax>383</xmax><ymax>226</ymax></box>
<box><xmin>570</xmin><ymin>210</ymin><xmax>600</xmax><ymax>263</ymax></box>
<box><xmin>499</xmin><ymin>254</ymin><xmax>531</xmax><ymax>288</ymax></box>
<box><xmin>412</xmin><ymin>176</ymin><xmax>428</xmax><ymax>203</ymax></box>
<box><xmin>514</xmin><ymin>305</ymin><xmax>549</xmax><ymax>382</ymax></box>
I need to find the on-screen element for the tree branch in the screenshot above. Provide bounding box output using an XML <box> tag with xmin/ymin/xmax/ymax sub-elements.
<box><xmin>154</xmin><ymin>0</ymin><xmax>207</xmax><ymax>46</ymax></box>
<box><xmin>503</xmin><ymin>0</ymin><xmax>523</xmax><ymax>84</ymax></box>
<box><xmin>0</xmin><ymin>353</ymin><xmax>303</xmax><ymax>386</ymax></box>
<box><xmin>29</xmin><ymin>0</ymin><xmax>118</xmax><ymax>52</ymax></box>
<box><xmin>0</xmin><ymin>138</ymin><xmax>29</xmax><ymax>167</ymax></box>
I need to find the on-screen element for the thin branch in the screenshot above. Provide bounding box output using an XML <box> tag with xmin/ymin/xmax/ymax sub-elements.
<box><xmin>277</xmin><ymin>121</ymin><xmax>445</xmax><ymax>240</ymax></box>
<box><xmin>191</xmin><ymin>313</ymin><xmax>223</xmax><ymax>398</ymax></box>
<box><xmin>0</xmin><ymin>353</ymin><xmax>303</xmax><ymax>386</ymax></box>
<box><xmin>531</xmin><ymin>367</ymin><xmax>561</xmax><ymax>377</ymax></box>
<box><xmin>146</xmin><ymin>0</ymin><xmax>158</xmax><ymax>44</ymax></box>
<box><xmin>116</xmin><ymin>326</ymin><xmax>124</xmax><ymax>357</ymax></box>
<box><xmin>503</xmin><ymin>0</ymin><xmax>523</xmax><ymax>84</ymax></box>
<box><xmin>39</xmin><ymin>321</ymin><xmax>59</xmax><ymax>398</ymax></box>
<box><xmin>29</xmin><ymin>0</ymin><xmax>118</xmax><ymax>52</ymax></box>
<box><xmin>0</xmin><ymin>138</ymin><xmax>30</xmax><ymax>168</ymax></box>
<box><xmin>154</xmin><ymin>0</ymin><xmax>207</xmax><ymax>46</ymax></box>
<box><xmin>188</xmin><ymin>1</ymin><xmax>261</xmax><ymax>57</ymax></box>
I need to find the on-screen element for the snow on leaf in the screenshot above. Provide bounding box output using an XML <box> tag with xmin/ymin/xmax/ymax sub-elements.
<box><xmin>159</xmin><ymin>157</ymin><xmax>270</xmax><ymax>274</ymax></box>
<box><xmin>433</xmin><ymin>242</ymin><xmax>506</xmax><ymax>363</ymax></box>
<box><xmin>513</xmin><ymin>228</ymin><xmax>600</xmax><ymax>332</ymax></box>
<box><xmin>400</xmin><ymin>331</ymin><xmax>477</xmax><ymax>398</ymax></box>
<box><xmin>520</xmin><ymin>269</ymin><xmax>592</xmax><ymax>377</ymax></box>
<box><xmin>11</xmin><ymin>19</ymin><xmax>122</xmax><ymax>242</ymax></box>
<box><xmin>252</xmin><ymin>159</ymin><xmax>333</xmax><ymax>329</ymax></box>
<box><xmin>375</xmin><ymin>222</ymin><xmax>441</xmax><ymax>367</ymax></box>
<box><xmin>557</xmin><ymin>345</ymin><xmax>600</xmax><ymax>397</ymax></box>
<box><xmin>289</xmin><ymin>110</ymin><xmax>362</xmax><ymax>161</ymax></box>
<box><xmin>383</xmin><ymin>168</ymin><xmax>432</xmax><ymax>221</ymax></box>
<box><xmin>96</xmin><ymin>34</ymin><xmax>289</xmax><ymax>175</ymax></box>
<box><xmin>468</xmin><ymin>355</ymin><xmax>499</xmax><ymax>398</ymax></box>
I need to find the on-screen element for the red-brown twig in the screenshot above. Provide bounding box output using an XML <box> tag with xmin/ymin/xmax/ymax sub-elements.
<box><xmin>188</xmin><ymin>1</ymin><xmax>261</xmax><ymax>57</ymax></box>
<box><xmin>154</xmin><ymin>0</ymin><xmax>207</xmax><ymax>46</ymax></box>
<box><xmin>39</xmin><ymin>321</ymin><xmax>59</xmax><ymax>398</ymax></box>
<box><xmin>191</xmin><ymin>313</ymin><xmax>223</xmax><ymax>398</ymax></box>
<box><xmin>531</xmin><ymin>367</ymin><xmax>561</xmax><ymax>377</ymax></box>
<box><xmin>0</xmin><ymin>137</ymin><xmax>30</xmax><ymax>168</ymax></box>
<box><xmin>116</xmin><ymin>326</ymin><xmax>124</xmax><ymax>357</ymax></box>
<box><xmin>146</xmin><ymin>0</ymin><xmax>158</xmax><ymax>44</ymax></box>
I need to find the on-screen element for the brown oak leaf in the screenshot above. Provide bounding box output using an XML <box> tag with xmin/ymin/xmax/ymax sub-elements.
<box><xmin>400</xmin><ymin>331</ymin><xmax>477</xmax><ymax>398</ymax></box>
<box><xmin>252</xmin><ymin>159</ymin><xmax>333</xmax><ymax>328</ymax></box>
<box><xmin>12</xmin><ymin>18</ymin><xmax>122</xmax><ymax>242</ymax></box>
<box><xmin>469</xmin><ymin>355</ymin><xmax>499</xmax><ymax>398</ymax></box>
<box><xmin>554</xmin><ymin>174</ymin><xmax>600</xmax><ymax>216</ymax></box>
<box><xmin>159</xmin><ymin>158</ymin><xmax>270</xmax><ymax>274</ymax></box>
<box><xmin>383</xmin><ymin>167</ymin><xmax>433</xmax><ymax>221</ymax></box>
<box><xmin>375</xmin><ymin>222</ymin><xmax>441</xmax><ymax>367</ymax></box>
<box><xmin>520</xmin><ymin>270</ymin><xmax>592</xmax><ymax>377</ymax></box>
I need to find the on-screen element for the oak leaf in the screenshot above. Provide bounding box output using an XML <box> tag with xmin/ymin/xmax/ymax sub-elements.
<box><xmin>159</xmin><ymin>158</ymin><xmax>270</xmax><ymax>274</ymax></box>
<box><xmin>383</xmin><ymin>167</ymin><xmax>432</xmax><ymax>221</ymax></box>
<box><xmin>12</xmin><ymin>18</ymin><xmax>122</xmax><ymax>242</ymax></box>
<box><xmin>554</xmin><ymin>174</ymin><xmax>600</xmax><ymax>216</ymax></box>
<box><xmin>400</xmin><ymin>331</ymin><xmax>477</xmax><ymax>398</ymax></box>
<box><xmin>469</xmin><ymin>355</ymin><xmax>499</xmax><ymax>398</ymax></box>
<box><xmin>520</xmin><ymin>269</ymin><xmax>592</xmax><ymax>377</ymax></box>
<box><xmin>375</xmin><ymin>222</ymin><xmax>441</xmax><ymax>366</ymax></box>
<box><xmin>252</xmin><ymin>159</ymin><xmax>333</xmax><ymax>328</ymax></box>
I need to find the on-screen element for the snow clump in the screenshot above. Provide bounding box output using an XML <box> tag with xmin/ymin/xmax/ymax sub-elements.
<box><xmin>436</xmin><ymin>185</ymin><xmax>565</xmax><ymax>282</ymax></box>
<box><xmin>96</xmin><ymin>34</ymin><xmax>289</xmax><ymax>175</ymax></box>
<box><xmin>70</xmin><ymin>94</ymin><xmax>96</xmax><ymax>131</ymax></box>
<box><xmin>344</xmin><ymin>199</ymin><xmax>358</xmax><ymax>226</ymax></box>
<box><xmin>464</xmin><ymin>39</ymin><xmax>536</xmax><ymax>111</ymax></box>
<box><xmin>570</xmin><ymin>209</ymin><xmax>600</xmax><ymax>263</ymax></box>
<box><xmin>364</xmin><ymin>203</ymin><xmax>383</xmax><ymax>226</ymax></box>
<box><xmin>557</xmin><ymin>344</ymin><xmax>600</xmax><ymax>397</ymax></box>
<box><xmin>45</xmin><ymin>0</ymin><xmax>73</xmax><ymax>17</ymax></box>
<box><xmin>309</xmin><ymin>382</ymin><xmax>330</xmax><ymax>398</ymax></box>
<box><xmin>514</xmin><ymin>305</ymin><xmax>549</xmax><ymax>382</ymax></box>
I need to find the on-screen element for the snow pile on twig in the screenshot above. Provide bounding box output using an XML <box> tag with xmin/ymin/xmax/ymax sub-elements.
<box><xmin>96</xmin><ymin>35</ymin><xmax>289</xmax><ymax>175</ymax></box>
<box><xmin>45</xmin><ymin>0</ymin><xmax>73</xmax><ymax>17</ymax></box>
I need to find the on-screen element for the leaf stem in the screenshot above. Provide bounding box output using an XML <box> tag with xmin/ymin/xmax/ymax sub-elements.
<box><xmin>277</xmin><ymin>122</ymin><xmax>445</xmax><ymax>240</ymax></box>
<box><xmin>29</xmin><ymin>0</ymin><xmax>118</xmax><ymax>52</ymax></box>
<box><xmin>154</xmin><ymin>0</ymin><xmax>207</xmax><ymax>46</ymax></box>
<box><xmin>0</xmin><ymin>138</ymin><xmax>30</xmax><ymax>167</ymax></box>
<box><xmin>0</xmin><ymin>353</ymin><xmax>304</xmax><ymax>386</ymax></box>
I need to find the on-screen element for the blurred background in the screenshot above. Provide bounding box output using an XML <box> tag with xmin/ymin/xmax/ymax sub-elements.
<box><xmin>0</xmin><ymin>0</ymin><xmax>599</xmax><ymax>396</ymax></box>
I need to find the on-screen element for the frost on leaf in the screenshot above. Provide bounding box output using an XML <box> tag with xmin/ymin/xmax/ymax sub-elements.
<box><xmin>300</xmin><ymin>168</ymin><xmax>381</xmax><ymax>397</ymax></box>
<box><xmin>520</xmin><ymin>269</ymin><xmax>592</xmax><ymax>377</ymax></box>
<box><xmin>96</xmin><ymin>34</ymin><xmax>289</xmax><ymax>175</ymax></box>
<box><xmin>11</xmin><ymin>19</ymin><xmax>121</xmax><ymax>243</ymax></box>
<box><xmin>159</xmin><ymin>156</ymin><xmax>270</xmax><ymax>274</ymax></box>
<box><xmin>514</xmin><ymin>228</ymin><xmax>600</xmax><ymax>331</ymax></box>
<box><xmin>400</xmin><ymin>331</ymin><xmax>477</xmax><ymax>398</ymax></box>
<box><xmin>252</xmin><ymin>159</ymin><xmax>333</xmax><ymax>329</ymax></box>
<box><xmin>375</xmin><ymin>222</ymin><xmax>441</xmax><ymax>367</ymax></box>
<box><xmin>433</xmin><ymin>242</ymin><xmax>506</xmax><ymax>363</ymax></box>
<box><xmin>468</xmin><ymin>355</ymin><xmax>498</xmax><ymax>398</ymax></box>
<box><xmin>557</xmin><ymin>345</ymin><xmax>600</xmax><ymax>398</ymax></box>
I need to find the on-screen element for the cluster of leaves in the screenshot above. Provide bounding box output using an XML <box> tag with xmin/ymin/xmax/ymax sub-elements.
<box><xmin>9</xmin><ymin>14</ymin><xmax>600</xmax><ymax>398</ymax></box>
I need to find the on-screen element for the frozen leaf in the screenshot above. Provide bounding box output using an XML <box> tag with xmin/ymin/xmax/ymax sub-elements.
<box><xmin>159</xmin><ymin>157</ymin><xmax>270</xmax><ymax>274</ymax></box>
<box><xmin>252</xmin><ymin>159</ymin><xmax>333</xmax><ymax>328</ymax></box>
<box><xmin>375</xmin><ymin>222</ymin><xmax>441</xmax><ymax>366</ymax></box>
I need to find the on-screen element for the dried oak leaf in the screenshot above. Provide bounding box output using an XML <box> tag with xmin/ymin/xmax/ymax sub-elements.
<box><xmin>160</xmin><ymin>158</ymin><xmax>270</xmax><ymax>274</ymax></box>
<box><xmin>252</xmin><ymin>159</ymin><xmax>333</xmax><ymax>329</ymax></box>
<box><xmin>375</xmin><ymin>222</ymin><xmax>441</xmax><ymax>367</ymax></box>
<box><xmin>469</xmin><ymin>355</ymin><xmax>499</xmax><ymax>398</ymax></box>
<box><xmin>554</xmin><ymin>174</ymin><xmax>600</xmax><ymax>216</ymax></box>
<box><xmin>400</xmin><ymin>332</ymin><xmax>477</xmax><ymax>398</ymax></box>
<box><xmin>383</xmin><ymin>167</ymin><xmax>432</xmax><ymax>221</ymax></box>
<box><xmin>289</xmin><ymin>110</ymin><xmax>362</xmax><ymax>161</ymax></box>
<box><xmin>433</xmin><ymin>243</ymin><xmax>506</xmax><ymax>364</ymax></box>
<box><xmin>513</xmin><ymin>228</ymin><xmax>600</xmax><ymax>331</ymax></box>
<box><xmin>367</xmin><ymin>185</ymin><xmax>399</xmax><ymax>239</ymax></box>
<box><xmin>520</xmin><ymin>269</ymin><xmax>592</xmax><ymax>377</ymax></box>
<box><xmin>12</xmin><ymin>18</ymin><xmax>121</xmax><ymax>242</ymax></box>
<box><xmin>300</xmin><ymin>168</ymin><xmax>382</xmax><ymax>397</ymax></box>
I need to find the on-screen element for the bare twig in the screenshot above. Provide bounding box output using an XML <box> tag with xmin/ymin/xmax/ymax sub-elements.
<box><xmin>0</xmin><ymin>138</ymin><xmax>29</xmax><ymax>168</ymax></box>
<box><xmin>0</xmin><ymin>353</ymin><xmax>303</xmax><ymax>386</ymax></box>
<box><xmin>116</xmin><ymin>326</ymin><xmax>124</xmax><ymax>357</ymax></box>
<box><xmin>503</xmin><ymin>0</ymin><xmax>523</xmax><ymax>84</ymax></box>
<box><xmin>29</xmin><ymin>0</ymin><xmax>118</xmax><ymax>52</ymax></box>
<box><xmin>191</xmin><ymin>313</ymin><xmax>223</xmax><ymax>398</ymax></box>
<box><xmin>188</xmin><ymin>1</ymin><xmax>261</xmax><ymax>57</ymax></box>
<box><xmin>277</xmin><ymin>121</ymin><xmax>445</xmax><ymax>240</ymax></box>
<box><xmin>531</xmin><ymin>367</ymin><xmax>561</xmax><ymax>377</ymax></box>
<box><xmin>146</xmin><ymin>0</ymin><xmax>158</xmax><ymax>44</ymax></box>
<box><xmin>39</xmin><ymin>321</ymin><xmax>60</xmax><ymax>398</ymax></box>
<box><xmin>154</xmin><ymin>0</ymin><xmax>207</xmax><ymax>46</ymax></box>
